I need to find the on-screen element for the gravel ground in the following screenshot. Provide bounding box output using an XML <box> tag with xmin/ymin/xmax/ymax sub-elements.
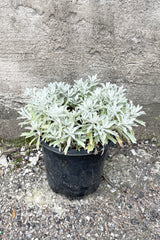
<box><xmin>0</xmin><ymin>139</ymin><xmax>160</xmax><ymax>240</ymax></box>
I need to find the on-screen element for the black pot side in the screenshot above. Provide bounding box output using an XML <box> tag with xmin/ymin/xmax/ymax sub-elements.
<box><xmin>42</xmin><ymin>141</ymin><xmax>110</xmax><ymax>199</ymax></box>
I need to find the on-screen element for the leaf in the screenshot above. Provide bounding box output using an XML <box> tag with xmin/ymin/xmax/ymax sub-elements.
<box><xmin>116</xmin><ymin>136</ymin><xmax>124</xmax><ymax>148</ymax></box>
<box><xmin>29</xmin><ymin>137</ymin><xmax>37</xmax><ymax>146</ymax></box>
<box><xmin>21</xmin><ymin>132</ymin><xmax>35</xmax><ymax>138</ymax></box>
<box><xmin>105</xmin><ymin>129</ymin><xmax>118</xmax><ymax>136</ymax></box>
<box><xmin>36</xmin><ymin>136</ymin><xmax>40</xmax><ymax>150</ymax></box>
<box><xmin>117</xmin><ymin>128</ymin><xmax>130</xmax><ymax>143</ymax></box>
<box><xmin>107</xmin><ymin>135</ymin><xmax>117</xmax><ymax>144</ymax></box>
<box><xmin>64</xmin><ymin>137</ymin><xmax>71</xmax><ymax>154</ymax></box>
<box><xmin>75</xmin><ymin>139</ymin><xmax>85</xmax><ymax>148</ymax></box>
<box><xmin>58</xmin><ymin>124</ymin><xmax>62</xmax><ymax>137</ymax></box>
<box><xmin>12</xmin><ymin>209</ymin><xmax>16</xmax><ymax>218</ymax></box>
<box><xmin>64</xmin><ymin>145</ymin><xmax>69</xmax><ymax>155</ymax></box>
<box><xmin>86</xmin><ymin>142</ymin><xmax>95</xmax><ymax>153</ymax></box>
<box><xmin>135</xmin><ymin>119</ymin><xmax>146</xmax><ymax>126</ymax></box>
<box><xmin>123</xmin><ymin>128</ymin><xmax>137</xmax><ymax>143</ymax></box>
<box><xmin>87</xmin><ymin>131</ymin><xmax>93</xmax><ymax>145</ymax></box>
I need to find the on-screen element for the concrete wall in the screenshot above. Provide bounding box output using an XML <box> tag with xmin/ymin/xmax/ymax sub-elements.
<box><xmin>0</xmin><ymin>0</ymin><xmax>160</xmax><ymax>139</ymax></box>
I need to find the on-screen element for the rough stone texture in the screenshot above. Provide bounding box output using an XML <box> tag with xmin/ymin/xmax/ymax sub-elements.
<box><xmin>0</xmin><ymin>0</ymin><xmax>160</xmax><ymax>139</ymax></box>
<box><xmin>0</xmin><ymin>140</ymin><xmax>160</xmax><ymax>239</ymax></box>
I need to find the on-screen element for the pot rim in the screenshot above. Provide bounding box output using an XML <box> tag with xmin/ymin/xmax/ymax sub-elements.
<box><xmin>41</xmin><ymin>140</ymin><xmax>111</xmax><ymax>156</ymax></box>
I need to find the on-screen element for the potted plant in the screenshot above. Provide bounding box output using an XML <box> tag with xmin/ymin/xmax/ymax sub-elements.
<box><xmin>18</xmin><ymin>75</ymin><xmax>145</xmax><ymax>198</ymax></box>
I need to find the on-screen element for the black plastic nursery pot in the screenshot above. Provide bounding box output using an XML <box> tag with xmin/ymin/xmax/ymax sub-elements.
<box><xmin>42</xmin><ymin>141</ymin><xmax>110</xmax><ymax>198</ymax></box>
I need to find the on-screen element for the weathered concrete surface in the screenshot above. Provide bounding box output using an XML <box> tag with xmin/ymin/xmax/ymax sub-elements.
<box><xmin>0</xmin><ymin>0</ymin><xmax>160</xmax><ymax>139</ymax></box>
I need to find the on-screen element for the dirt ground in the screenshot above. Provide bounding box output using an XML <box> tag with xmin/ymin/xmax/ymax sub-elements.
<box><xmin>0</xmin><ymin>139</ymin><xmax>160</xmax><ymax>240</ymax></box>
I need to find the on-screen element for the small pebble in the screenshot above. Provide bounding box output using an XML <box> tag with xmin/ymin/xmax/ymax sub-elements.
<box><xmin>130</xmin><ymin>149</ymin><xmax>137</xmax><ymax>156</ymax></box>
<box><xmin>0</xmin><ymin>155</ymin><xmax>8</xmax><ymax>167</ymax></box>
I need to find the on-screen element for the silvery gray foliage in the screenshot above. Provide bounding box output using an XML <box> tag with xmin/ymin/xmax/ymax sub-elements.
<box><xmin>18</xmin><ymin>75</ymin><xmax>145</xmax><ymax>154</ymax></box>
